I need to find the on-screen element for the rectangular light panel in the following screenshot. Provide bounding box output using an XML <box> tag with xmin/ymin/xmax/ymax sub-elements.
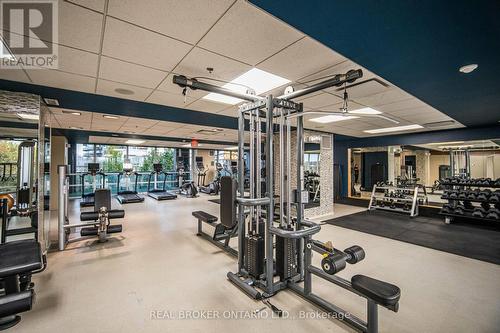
<box><xmin>203</xmin><ymin>68</ymin><xmax>290</xmax><ymax>105</ymax></box>
<box><xmin>364</xmin><ymin>124</ymin><xmax>423</xmax><ymax>134</ymax></box>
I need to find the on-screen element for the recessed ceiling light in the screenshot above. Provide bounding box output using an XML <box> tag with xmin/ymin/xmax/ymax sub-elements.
<box><xmin>17</xmin><ymin>113</ymin><xmax>39</xmax><ymax>120</ymax></box>
<box><xmin>203</xmin><ymin>68</ymin><xmax>290</xmax><ymax>105</ymax></box>
<box><xmin>349</xmin><ymin>107</ymin><xmax>382</xmax><ymax>115</ymax></box>
<box><xmin>62</xmin><ymin>110</ymin><xmax>81</xmax><ymax>116</ymax></box>
<box><xmin>103</xmin><ymin>115</ymin><xmax>119</xmax><ymax>120</ymax></box>
<box><xmin>309</xmin><ymin>115</ymin><xmax>359</xmax><ymax>123</ymax></box>
<box><xmin>364</xmin><ymin>124</ymin><xmax>423</xmax><ymax>134</ymax></box>
<box><xmin>69</xmin><ymin>126</ymin><xmax>83</xmax><ymax>130</ymax></box>
<box><xmin>114</xmin><ymin>88</ymin><xmax>134</xmax><ymax>95</ymax></box>
<box><xmin>126</xmin><ymin>139</ymin><xmax>145</xmax><ymax>145</ymax></box>
<box><xmin>111</xmin><ymin>134</ymin><xmax>119</xmax><ymax>137</ymax></box>
<box><xmin>459</xmin><ymin>64</ymin><xmax>478</xmax><ymax>73</ymax></box>
<box><xmin>226</xmin><ymin>146</ymin><xmax>238</xmax><ymax>150</ymax></box>
<box><xmin>123</xmin><ymin>131</ymin><xmax>135</xmax><ymax>134</ymax></box>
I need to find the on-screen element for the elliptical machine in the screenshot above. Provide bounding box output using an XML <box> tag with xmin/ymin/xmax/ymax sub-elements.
<box><xmin>177</xmin><ymin>161</ymin><xmax>198</xmax><ymax>198</ymax></box>
<box><xmin>198</xmin><ymin>162</ymin><xmax>222</xmax><ymax>195</ymax></box>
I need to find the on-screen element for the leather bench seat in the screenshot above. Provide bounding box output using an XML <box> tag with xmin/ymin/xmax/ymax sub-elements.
<box><xmin>0</xmin><ymin>240</ymin><xmax>42</xmax><ymax>278</ymax></box>
<box><xmin>192</xmin><ymin>211</ymin><xmax>218</xmax><ymax>223</ymax></box>
<box><xmin>351</xmin><ymin>274</ymin><xmax>401</xmax><ymax>307</ymax></box>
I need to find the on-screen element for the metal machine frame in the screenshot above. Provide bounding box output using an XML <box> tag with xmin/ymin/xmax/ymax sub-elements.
<box><xmin>173</xmin><ymin>69</ymin><xmax>400</xmax><ymax>333</ymax></box>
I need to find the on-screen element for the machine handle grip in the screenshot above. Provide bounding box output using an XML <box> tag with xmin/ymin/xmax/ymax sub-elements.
<box><xmin>80</xmin><ymin>212</ymin><xmax>98</xmax><ymax>221</ymax></box>
<box><xmin>108</xmin><ymin>210</ymin><xmax>125</xmax><ymax>219</ymax></box>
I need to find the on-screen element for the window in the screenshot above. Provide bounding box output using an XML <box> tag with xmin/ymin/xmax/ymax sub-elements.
<box><xmin>75</xmin><ymin>143</ymin><xmax>95</xmax><ymax>172</ymax></box>
<box><xmin>96</xmin><ymin>145</ymin><xmax>127</xmax><ymax>173</ymax></box>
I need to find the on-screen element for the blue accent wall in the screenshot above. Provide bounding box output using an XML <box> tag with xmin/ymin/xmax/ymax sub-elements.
<box><xmin>250</xmin><ymin>0</ymin><xmax>500</xmax><ymax>127</ymax></box>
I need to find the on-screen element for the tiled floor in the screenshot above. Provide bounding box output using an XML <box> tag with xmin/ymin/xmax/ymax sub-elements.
<box><xmin>9</xmin><ymin>195</ymin><xmax>500</xmax><ymax>332</ymax></box>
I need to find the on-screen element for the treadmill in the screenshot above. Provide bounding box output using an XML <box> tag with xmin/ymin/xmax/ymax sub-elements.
<box><xmin>147</xmin><ymin>164</ymin><xmax>177</xmax><ymax>200</ymax></box>
<box><xmin>116</xmin><ymin>163</ymin><xmax>144</xmax><ymax>204</ymax></box>
<box><xmin>80</xmin><ymin>163</ymin><xmax>106</xmax><ymax>207</ymax></box>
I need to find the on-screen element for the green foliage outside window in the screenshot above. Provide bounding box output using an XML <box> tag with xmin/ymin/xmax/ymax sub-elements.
<box><xmin>140</xmin><ymin>148</ymin><xmax>174</xmax><ymax>172</ymax></box>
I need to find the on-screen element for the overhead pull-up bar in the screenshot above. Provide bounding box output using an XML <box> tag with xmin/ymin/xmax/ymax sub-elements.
<box><xmin>173</xmin><ymin>69</ymin><xmax>363</xmax><ymax>104</ymax></box>
<box><xmin>172</xmin><ymin>75</ymin><xmax>264</xmax><ymax>103</ymax></box>
<box><xmin>279</xmin><ymin>69</ymin><xmax>363</xmax><ymax>100</ymax></box>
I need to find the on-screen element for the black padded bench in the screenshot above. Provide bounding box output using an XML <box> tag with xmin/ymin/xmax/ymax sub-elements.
<box><xmin>0</xmin><ymin>239</ymin><xmax>45</xmax><ymax>329</ymax></box>
<box><xmin>192</xmin><ymin>210</ymin><xmax>237</xmax><ymax>257</ymax></box>
<box><xmin>192</xmin><ymin>211</ymin><xmax>218</xmax><ymax>224</ymax></box>
<box><xmin>351</xmin><ymin>274</ymin><xmax>401</xmax><ymax>333</ymax></box>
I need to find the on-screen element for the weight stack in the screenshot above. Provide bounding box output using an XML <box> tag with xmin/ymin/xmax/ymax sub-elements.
<box><xmin>276</xmin><ymin>235</ymin><xmax>297</xmax><ymax>281</ymax></box>
<box><xmin>245</xmin><ymin>235</ymin><xmax>264</xmax><ymax>278</ymax></box>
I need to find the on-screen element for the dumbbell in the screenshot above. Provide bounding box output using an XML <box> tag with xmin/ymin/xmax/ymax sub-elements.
<box><xmin>481</xmin><ymin>202</ymin><xmax>491</xmax><ymax>211</ymax></box>
<box><xmin>467</xmin><ymin>189</ymin><xmax>479</xmax><ymax>200</ymax></box>
<box><xmin>494</xmin><ymin>178</ymin><xmax>500</xmax><ymax>186</ymax></box>
<box><xmin>463</xmin><ymin>201</ymin><xmax>474</xmax><ymax>210</ymax></box>
<box><xmin>449</xmin><ymin>190</ymin><xmax>459</xmax><ymax>199</ymax></box>
<box><xmin>472</xmin><ymin>207</ymin><xmax>486</xmax><ymax>218</ymax></box>
<box><xmin>403</xmin><ymin>203</ymin><xmax>410</xmax><ymax>211</ymax></box>
<box><xmin>454</xmin><ymin>204</ymin><xmax>465</xmax><ymax>215</ymax></box>
<box><xmin>486</xmin><ymin>208</ymin><xmax>500</xmax><ymax>220</ymax></box>
<box><xmin>477</xmin><ymin>189</ymin><xmax>491</xmax><ymax>201</ymax></box>
<box><xmin>489</xmin><ymin>191</ymin><xmax>500</xmax><ymax>203</ymax></box>
<box><xmin>441</xmin><ymin>204</ymin><xmax>452</xmax><ymax>214</ymax></box>
<box><xmin>458</xmin><ymin>191</ymin><xmax>468</xmax><ymax>200</ymax></box>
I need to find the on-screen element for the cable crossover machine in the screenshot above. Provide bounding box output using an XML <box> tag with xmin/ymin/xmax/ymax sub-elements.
<box><xmin>174</xmin><ymin>69</ymin><xmax>401</xmax><ymax>333</ymax></box>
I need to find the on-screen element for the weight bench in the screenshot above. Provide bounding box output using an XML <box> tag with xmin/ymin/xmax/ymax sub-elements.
<box><xmin>351</xmin><ymin>274</ymin><xmax>400</xmax><ymax>333</ymax></box>
<box><xmin>192</xmin><ymin>211</ymin><xmax>237</xmax><ymax>257</ymax></box>
<box><xmin>0</xmin><ymin>239</ymin><xmax>46</xmax><ymax>329</ymax></box>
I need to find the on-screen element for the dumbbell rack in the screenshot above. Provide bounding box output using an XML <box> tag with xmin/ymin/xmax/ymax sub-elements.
<box><xmin>440</xmin><ymin>181</ymin><xmax>500</xmax><ymax>224</ymax></box>
<box><xmin>368</xmin><ymin>185</ymin><xmax>420</xmax><ymax>217</ymax></box>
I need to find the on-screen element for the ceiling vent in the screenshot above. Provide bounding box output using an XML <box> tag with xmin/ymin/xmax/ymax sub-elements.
<box><xmin>43</xmin><ymin>98</ymin><xmax>59</xmax><ymax>106</ymax></box>
<box><xmin>424</xmin><ymin>120</ymin><xmax>456</xmax><ymax>128</ymax></box>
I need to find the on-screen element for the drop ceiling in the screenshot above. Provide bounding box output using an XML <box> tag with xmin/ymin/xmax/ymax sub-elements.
<box><xmin>0</xmin><ymin>0</ymin><xmax>463</xmax><ymax>142</ymax></box>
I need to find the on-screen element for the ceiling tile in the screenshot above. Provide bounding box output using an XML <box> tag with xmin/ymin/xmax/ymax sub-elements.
<box><xmin>146</xmin><ymin>90</ymin><xmax>196</xmax><ymax>108</ymax></box>
<box><xmin>377</xmin><ymin>99</ymin><xmax>429</xmax><ymax>113</ymax></box>
<box><xmin>122</xmin><ymin>117</ymin><xmax>158</xmax><ymax>128</ymax></box>
<box><xmin>59</xmin><ymin>1</ymin><xmax>103</xmax><ymax>53</ymax></box>
<box><xmin>53</xmin><ymin>110</ymin><xmax>92</xmax><ymax>122</ymax></box>
<box><xmin>91</xmin><ymin>112</ymin><xmax>129</xmax><ymax>131</ymax></box>
<box><xmin>339</xmin><ymin>79</ymin><xmax>389</xmax><ymax>99</ymax></box>
<box><xmin>107</xmin><ymin>0</ymin><xmax>234</xmax><ymax>44</ymax></box>
<box><xmin>299</xmin><ymin>93</ymin><xmax>343</xmax><ymax>109</ymax></box>
<box><xmin>96</xmin><ymin>79</ymin><xmax>152</xmax><ymax>101</ymax></box>
<box><xmin>26</xmin><ymin>70</ymin><xmax>95</xmax><ymax>93</ymax></box>
<box><xmin>0</xmin><ymin>68</ymin><xmax>32</xmax><ymax>83</ymax></box>
<box><xmin>102</xmin><ymin>17</ymin><xmax>192</xmax><ymax>71</ymax></box>
<box><xmin>67</xmin><ymin>0</ymin><xmax>106</xmax><ymax>12</ymax></box>
<box><xmin>198</xmin><ymin>1</ymin><xmax>303</xmax><ymax>65</ymax></box>
<box><xmin>174</xmin><ymin>47</ymin><xmax>251</xmax><ymax>81</ymax></box>
<box><xmin>257</xmin><ymin>37</ymin><xmax>345</xmax><ymax>81</ymax></box>
<box><xmin>355</xmin><ymin>88</ymin><xmax>413</xmax><ymax>107</ymax></box>
<box><xmin>98</xmin><ymin>56</ymin><xmax>167</xmax><ymax>88</ymax></box>
<box><xmin>58</xmin><ymin>45</ymin><xmax>99</xmax><ymax>77</ymax></box>
<box><xmin>185</xmin><ymin>99</ymin><xmax>228</xmax><ymax>114</ymax></box>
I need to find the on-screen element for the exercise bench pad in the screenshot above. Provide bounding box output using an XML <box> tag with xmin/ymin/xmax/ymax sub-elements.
<box><xmin>192</xmin><ymin>211</ymin><xmax>218</xmax><ymax>223</ymax></box>
<box><xmin>0</xmin><ymin>240</ymin><xmax>42</xmax><ymax>278</ymax></box>
<box><xmin>351</xmin><ymin>274</ymin><xmax>401</xmax><ymax>307</ymax></box>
